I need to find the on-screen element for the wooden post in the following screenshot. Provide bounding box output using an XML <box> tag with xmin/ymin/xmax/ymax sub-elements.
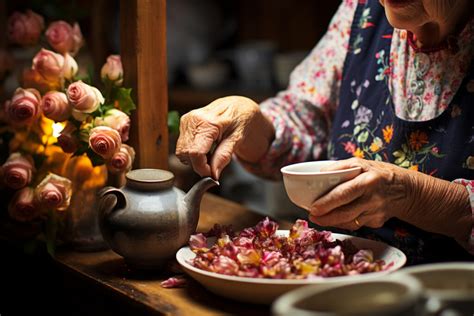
<box><xmin>120</xmin><ymin>0</ymin><xmax>168</xmax><ymax>169</ymax></box>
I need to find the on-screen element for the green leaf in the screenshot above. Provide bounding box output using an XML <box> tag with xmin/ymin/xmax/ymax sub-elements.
<box><xmin>374</xmin><ymin>154</ymin><xmax>382</xmax><ymax>161</ymax></box>
<box><xmin>392</xmin><ymin>150</ymin><xmax>404</xmax><ymax>158</ymax></box>
<box><xmin>357</xmin><ymin>131</ymin><xmax>369</xmax><ymax>143</ymax></box>
<box><xmin>351</xmin><ymin>100</ymin><xmax>359</xmax><ymax>110</ymax></box>
<box><xmin>431</xmin><ymin>152</ymin><xmax>445</xmax><ymax>158</ymax></box>
<box><xmin>394</xmin><ymin>156</ymin><xmax>406</xmax><ymax>165</ymax></box>
<box><xmin>86</xmin><ymin>149</ymin><xmax>105</xmax><ymax>167</ymax></box>
<box><xmin>114</xmin><ymin>87</ymin><xmax>136</xmax><ymax>115</ymax></box>
<box><xmin>353</xmin><ymin>125</ymin><xmax>361</xmax><ymax>135</ymax></box>
<box><xmin>401</xmin><ymin>143</ymin><xmax>409</xmax><ymax>153</ymax></box>
<box><xmin>400</xmin><ymin>160</ymin><xmax>411</xmax><ymax>168</ymax></box>
<box><xmin>167</xmin><ymin>111</ymin><xmax>180</xmax><ymax>135</ymax></box>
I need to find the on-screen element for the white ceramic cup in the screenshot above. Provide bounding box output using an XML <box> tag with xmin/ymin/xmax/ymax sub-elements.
<box><xmin>272</xmin><ymin>274</ymin><xmax>424</xmax><ymax>316</ymax></box>
<box><xmin>400</xmin><ymin>262</ymin><xmax>474</xmax><ymax>315</ymax></box>
<box><xmin>281</xmin><ymin>160</ymin><xmax>361</xmax><ymax>210</ymax></box>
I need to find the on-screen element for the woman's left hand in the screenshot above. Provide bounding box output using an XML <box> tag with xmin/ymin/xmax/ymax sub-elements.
<box><xmin>309</xmin><ymin>158</ymin><xmax>414</xmax><ymax>230</ymax></box>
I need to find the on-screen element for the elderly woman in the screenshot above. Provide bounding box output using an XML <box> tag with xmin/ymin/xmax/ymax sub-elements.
<box><xmin>176</xmin><ymin>0</ymin><xmax>474</xmax><ymax>263</ymax></box>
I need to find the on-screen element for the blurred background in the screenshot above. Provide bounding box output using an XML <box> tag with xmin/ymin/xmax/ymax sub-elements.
<box><xmin>1</xmin><ymin>0</ymin><xmax>340</xmax><ymax>221</ymax></box>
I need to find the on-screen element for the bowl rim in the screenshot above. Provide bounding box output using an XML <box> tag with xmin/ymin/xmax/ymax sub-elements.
<box><xmin>281</xmin><ymin>161</ymin><xmax>361</xmax><ymax>176</ymax></box>
<box><xmin>272</xmin><ymin>274</ymin><xmax>423</xmax><ymax>315</ymax></box>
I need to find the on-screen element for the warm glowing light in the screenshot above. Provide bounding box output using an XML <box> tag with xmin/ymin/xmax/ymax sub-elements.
<box><xmin>52</xmin><ymin>122</ymin><xmax>65</xmax><ymax>138</ymax></box>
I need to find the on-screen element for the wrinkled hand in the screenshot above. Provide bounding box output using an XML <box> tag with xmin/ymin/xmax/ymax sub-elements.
<box><xmin>309</xmin><ymin>158</ymin><xmax>411</xmax><ymax>231</ymax></box>
<box><xmin>176</xmin><ymin>96</ymin><xmax>274</xmax><ymax>179</ymax></box>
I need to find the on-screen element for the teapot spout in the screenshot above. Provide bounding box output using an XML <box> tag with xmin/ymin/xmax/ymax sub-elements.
<box><xmin>184</xmin><ymin>177</ymin><xmax>219</xmax><ymax>214</ymax></box>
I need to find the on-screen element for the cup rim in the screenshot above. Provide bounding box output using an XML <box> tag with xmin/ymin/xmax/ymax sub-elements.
<box><xmin>281</xmin><ymin>160</ymin><xmax>361</xmax><ymax>176</ymax></box>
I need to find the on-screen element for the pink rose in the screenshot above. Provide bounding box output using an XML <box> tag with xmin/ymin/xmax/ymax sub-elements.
<box><xmin>5</xmin><ymin>88</ymin><xmax>41</xmax><ymax>126</ymax></box>
<box><xmin>32</xmin><ymin>48</ymin><xmax>65</xmax><ymax>82</ymax></box>
<box><xmin>35</xmin><ymin>173</ymin><xmax>72</xmax><ymax>211</ymax></box>
<box><xmin>94</xmin><ymin>109</ymin><xmax>131</xmax><ymax>141</ymax></box>
<box><xmin>8</xmin><ymin>187</ymin><xmax>40</xmax><ymax>223</ymax></box>
<box><xmin>41</xmin><ymin>91</ymin><xmax>70</xmax><ymax>121</ymax></box>
<box><xmin>2</xmin><ymin>153</ymin><xmax>35</xmax><ymax>190</ymax></box>
<box><xmin>7</xmin><ymin>10</ymin><xmax>44</xmax><ymax>46</ymax></box>
<box><xmin>107</xmin><ymin>144</ymin><xmax>135</xmax><ymax>174</ymax></box>
<box><xmin>63</xmin><ymin>53</ymin><xmax>78</xmax><ymax>80</ymax></box>
<box><xmin>89</xmin><ymin>126</ymin><xmax>122</xmax><ymax>159</ymax></box>
<box><xmin>45</xmin><ymin>21</ymin><xmax>83</xmax><ymax>55</ymax></box>
<box><xmin>67</xmin><ymin>81</ymin><xmax>104</xmax><ymax>116</ymax></box>
<box><xmin>57</xmin><ymin>122</ymin><xmax>79</xmax><ymax>153</ymax></box>
<box><xmin>101</xmin><ymin>55</ymin><xmax>123</xmax><ymax>85</ymax></box>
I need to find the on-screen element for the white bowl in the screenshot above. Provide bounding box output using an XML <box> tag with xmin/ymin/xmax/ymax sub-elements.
<box><xmin>272</xmin><ymin>274</ymin><xmax>423</xmax><ymax>316</ymax></box>
<box><xmin>400</xmin><ymin>262</ymin><xmax>474</xmax><ymax>314</ymax></box>
<box><xmin>176</xmin><ymin>230</ymin><xmax>406</xmax><ymax>304</ymax></box>
<box><xmin>281</xmin><ymin>161</ymin><xmax>361</xmax><ymax>210</ymax></box>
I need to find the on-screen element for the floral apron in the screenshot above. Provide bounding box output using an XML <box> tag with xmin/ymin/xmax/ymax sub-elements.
<box><xmin>328</xmin><ymin>0</ymin><xmax>474</xmax><ymax>264</ymax></box>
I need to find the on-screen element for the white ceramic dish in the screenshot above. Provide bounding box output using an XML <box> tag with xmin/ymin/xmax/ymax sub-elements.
<box><xmin>281</xmin><ymin>160</ymin><xmax>361</xmax><ymax>210</ymax></box>
<box><xmin>272</xmin><ymin>274</ymin><xmax>423</xmax><ymax>316</ymax></box>
<box><xmin>176</xmin><ymin>230</ymin><xmax>406</xmax><ymax>304</ymax></box>
<box><xmin>400</xmin><ymin>262</ymin><xmax>474</xmax><ymax>314</ymax></box>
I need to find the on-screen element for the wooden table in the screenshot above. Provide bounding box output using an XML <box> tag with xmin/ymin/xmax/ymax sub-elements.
<box><xmin>54</xmin><ymin>194</ymin><xmax>292</xmax><ymax>315</ymax></box>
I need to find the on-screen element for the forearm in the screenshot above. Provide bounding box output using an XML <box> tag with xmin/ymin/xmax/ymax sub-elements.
<box><xmin>402</xmin><ymin>171</ymin><xmax>472</xmax><ymax>244</ymax></box>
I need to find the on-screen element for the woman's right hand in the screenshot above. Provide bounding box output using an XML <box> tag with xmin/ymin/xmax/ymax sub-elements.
<box><xmin>176</xmin><ymin>96</ymin><xmax>275</xmax><ymax>180</ymax></box>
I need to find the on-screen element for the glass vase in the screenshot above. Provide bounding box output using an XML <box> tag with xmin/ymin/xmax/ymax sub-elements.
<box><xmin>61</xmin><ymin>155</ymin><xmax>111</xmax><ymax>252</ymax></box>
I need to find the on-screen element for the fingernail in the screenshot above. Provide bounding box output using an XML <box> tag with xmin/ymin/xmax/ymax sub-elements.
<box><xmin>215</xmin><ymin>168</ymin><xmax>221</xmax><ymax>180</ymax></box>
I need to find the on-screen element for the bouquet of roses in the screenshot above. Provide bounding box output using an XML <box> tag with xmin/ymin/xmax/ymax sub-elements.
<box><xmin>0</xmin><ymin>9</ymin><xmax>161</xmax><ymax>254</ymax></box>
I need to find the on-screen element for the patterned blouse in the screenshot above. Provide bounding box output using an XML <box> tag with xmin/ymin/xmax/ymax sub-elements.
<box><xmin>248</xmin><ymin>0</ymin><xmax>474</xmax><ymax>261</ymax></box>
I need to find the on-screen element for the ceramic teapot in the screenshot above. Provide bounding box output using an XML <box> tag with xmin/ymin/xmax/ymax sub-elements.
<box><xmin>98</xmin><ymin>168</ymin><xmax>218</xmax><ymax>269</ymax></box>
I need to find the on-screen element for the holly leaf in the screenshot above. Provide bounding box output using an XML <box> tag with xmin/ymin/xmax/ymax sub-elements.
<box><xmin>114</xmin><ymin>87</ymin><xmax>136</xmax><ymax>115</ymax></box>
<box><xmin>168</xmin><ymin>111</ymin><xmax>180</xmax><ymax>135</ymax></box>
<box><xmin>86</xmin><ymin>148</ymin><xmax>105</xmax><ymax>167</ymax></box>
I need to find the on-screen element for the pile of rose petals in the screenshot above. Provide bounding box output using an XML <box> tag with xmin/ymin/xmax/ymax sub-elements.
<box><xmin>189</xmin><ymin>218</ymin><xmax>387</xmax><ymax>279</ymax></box>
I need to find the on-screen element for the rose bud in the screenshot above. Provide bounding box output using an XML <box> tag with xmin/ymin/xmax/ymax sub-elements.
<box><xmin>107</xmin><ymin>144</ymin><xmax>135</xmax><ymax>174</ymax></box>
<box><xmin>7</xmin><ymin>10</ymin><xmax>44</xmax><ymax>46</ymax></box>
<box><xmin>35</xmin><ymin>173</ymin><xmax>72</xmax><ymax>211</ymax></box>
<box><xmin>8</xmin><ymin>187</ymin><xmax>41</xmax><ymax>223</ymax></box>
<box><xmin>45</xmin><ymin>21</ymin><xmax>84</xmax><ymax>55</ymax></box>
<box><xmin>41</xmin><ymin>91</ymin><xmax>70</xmax><ymax>122</ymax></box>
<box><xmin>67</xmin><ymin>80</ymin><xmax>104</xmax><ymax>116</ymax></box>
<box><xmin>5</xmin><ymin>88</ymin><xmax>41</xmax><ymax>126</ymax></box>
<box><xmin>32</xmin><ymin>48</ymin><xmax>65</xmax><ymax>82</ymax></box>
<box><xmin>57</xmin><ymin>122</ymin><xmax>79</xmax><ymax>153</ymax></box>
<box><xmin>63</xmin><ymin>53</ymin><xmax>78</xmax><ymax>80</ymax></box>
<box><xmin>89</xmin><ymin>126</ymin><xmax>122</xmax><ymax>159</ymax></box>
<box><xmin>94</xmin><ymin>109</ymin><xmax>131</xmax><ymax>142</ymax></box>
<box><xmin>2</xmin><ymin>152</ymin><xmax>35</xmax><ymax>190</ymax></box>
<box><xmin>101</xmin><ymin>55</ymin><xmax>123</xmax><ymax>86</ymax></box>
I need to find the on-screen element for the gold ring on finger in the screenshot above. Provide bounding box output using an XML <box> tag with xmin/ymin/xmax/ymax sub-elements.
<box><xmin>354</xmin><ymin>218</ymin><xmax>361</xmax><ymax>227</ymax></box>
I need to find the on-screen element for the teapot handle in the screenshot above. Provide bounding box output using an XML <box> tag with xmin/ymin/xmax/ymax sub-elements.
<box><xmin>97</xmin><ymin>186</ymin><xmax>127</xmax><ymax>220</ymax></box>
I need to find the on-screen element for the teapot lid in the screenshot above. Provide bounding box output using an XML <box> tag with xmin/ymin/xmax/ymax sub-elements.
<box><xmin>125</xmin><ymin>169</ymin><xmax>174</xmax><ymax>191</ymax></box>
